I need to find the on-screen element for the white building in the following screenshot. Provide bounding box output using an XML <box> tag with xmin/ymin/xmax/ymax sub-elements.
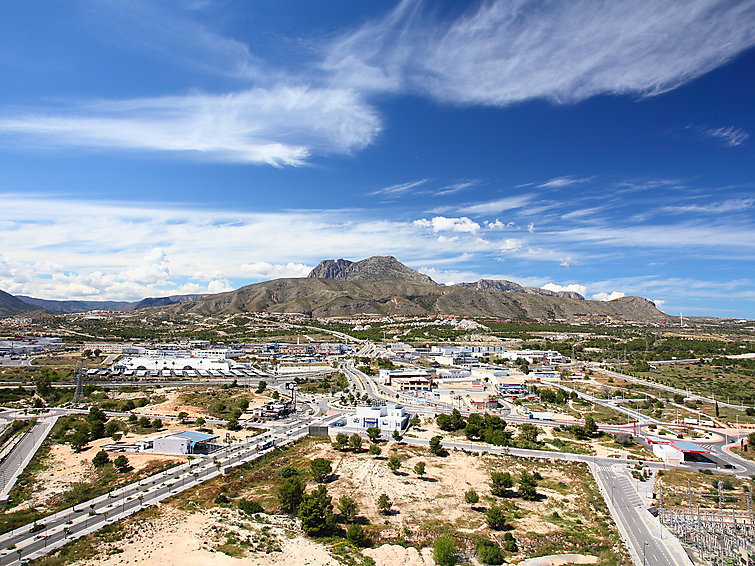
<box><xmin>138</xmin><ymin>431</ymin><xmax>220</xmax><ymax>455</ymax></box>
<box><xmin>113</xmin><ymin>355</ymin><xmax>233</xmax><ymax>371</ymax></box>
<box><xmin>345</xmin><ymin>404</ymin><xmax>410</xmax><ymax>432</ymax></box>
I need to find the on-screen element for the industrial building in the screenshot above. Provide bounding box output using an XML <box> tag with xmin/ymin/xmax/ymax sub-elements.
<box><xmin>138</xmin><ymin>431</ymin><xmax>220</xmax><ymax>455</ymax></box>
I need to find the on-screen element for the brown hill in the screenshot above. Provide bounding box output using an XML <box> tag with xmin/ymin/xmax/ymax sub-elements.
<box><xmin>166</xmin><ymin>277</ymin><xmax>668</xmax><ymax>322</ymax></box>
<box><xmin>0</xmin><ymin>289</ymin><xmax>36</xmax><ymax>316</ymax></box>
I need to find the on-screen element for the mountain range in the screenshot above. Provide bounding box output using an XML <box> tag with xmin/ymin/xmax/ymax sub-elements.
<box><xmin>0</xmin><ymin>256</ymin><xmax>670</xmax><ymax>322</ymax></box>
<box><xmin>164</xmin><ymin>256</ymin><xmax>668</xmax><ymax>322</ymax></box>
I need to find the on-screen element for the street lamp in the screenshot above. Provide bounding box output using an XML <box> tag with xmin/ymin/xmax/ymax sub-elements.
<box><xmin>643</xmin><ymin>541</ymin><xmax>648</xmax><ymax>566</ymax></box>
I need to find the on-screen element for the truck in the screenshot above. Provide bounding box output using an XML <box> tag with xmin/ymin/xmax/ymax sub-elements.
<box><xmin>529</xmin><ymin>411</ymin><xmax>554</xmax><ymax>421</ymax></box>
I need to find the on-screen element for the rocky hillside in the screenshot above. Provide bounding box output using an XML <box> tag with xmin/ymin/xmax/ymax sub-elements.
<box><xmin>308</xmin><ymin>256</ymin><xmax>436</xmax><ymax>285</ymax></box>
<box><xmin>166</xmin><ymin>277</ymin><xmax>667</xmax><ymax>322</ymax></box>
<box><xmin>0</xmin><ymin>289</ymin><xmax>36</xmax><ymax>316</ymax></box>
<box><xmin>456</xmin><ymin>279</ymin><xmax>585</xmax><ymax>300</ymax></box>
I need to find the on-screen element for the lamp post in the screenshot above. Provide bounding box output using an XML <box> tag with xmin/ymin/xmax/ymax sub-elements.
<box><xmin>643</xmin><ymin>541</ymin><xmax>648</xmax><ymax>566</ymax></box>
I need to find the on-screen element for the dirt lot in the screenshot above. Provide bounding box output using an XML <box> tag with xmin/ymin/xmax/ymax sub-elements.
<box><xmin>39</xmin><ymin>437</ymin><xmax>631</xmax><ymax>566</ymax></box>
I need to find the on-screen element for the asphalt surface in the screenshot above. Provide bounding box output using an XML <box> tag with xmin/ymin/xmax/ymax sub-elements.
<box><xmin>0</xmin><ymin>418</ymin><xmax>57</xmax><ymax>501</ymax></box>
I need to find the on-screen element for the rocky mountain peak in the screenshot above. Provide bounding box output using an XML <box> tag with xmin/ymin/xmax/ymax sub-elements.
<box><xmin>308</xmin><ymin>256</ymin><xmax>436</xmax><ymax>285</ymax></box>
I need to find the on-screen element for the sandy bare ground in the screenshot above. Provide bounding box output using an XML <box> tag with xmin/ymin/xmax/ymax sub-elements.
<box><xmin>364</xmin><ymin>544</ymin><xmax>434</xmax><ymax>565</ymax></box>
<box><xmin>77</xmin><ymin>506</ymin><xmax>340</xmax><ymax>566</ymax></box>
<box><xmin>517</xmin><ymin>554</ymin><xmax>599</xmax><ymax>565</ymax></box>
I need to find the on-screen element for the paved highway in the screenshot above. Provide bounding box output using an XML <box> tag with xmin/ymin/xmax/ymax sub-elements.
<box><xmin>0</xmin><ymin>411</ymin><xmax>339</xmax><ymax>566</ymax></box>
<box><xmin>0</xmin><ymin>418</ymin><xmax>58</xmax><ymax>502</ymax></box>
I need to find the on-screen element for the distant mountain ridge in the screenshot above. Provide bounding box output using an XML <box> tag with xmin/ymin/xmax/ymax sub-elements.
<box><xmin>15</xmin><ymin>294</ymin><xmax>208</xmax><ymax>314</ymax></box>
<box><xmin>0</xmin><ymin>289</ymin><xmax>36</xmax><ymax>316</ymax></box>
<box><xmin>3</xmin><ymin>256</ymin><xmax>669</xmax><ymax>322</ymax></box>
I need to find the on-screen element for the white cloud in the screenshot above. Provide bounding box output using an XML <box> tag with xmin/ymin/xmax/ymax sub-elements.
<box><xmin>0</xmin><ymin>87</ymin><xmax>380</xmax><ymax>166</ymax></box>
<box><xmin>701</xmin><ymin>126</ymin><xmax>750</xmax><ymax>147</ymax></box>
<box><xmin>500</xmin><ymin>239</ymin><xmax>523</xmax><ymax>253</ymax></box>
<box><xmin>239</xmin><ymin>262</ymin><xmax>313</xmax><ymax>280</ymax></box>
<box><xmin>592</xmin><ymin>291</ymin><xmax>626</xmax><ymax>301</ymax></box>
<box><xmin>485</xmin><ymin>219</ymin><xmax>513</xmax><ymax>230</ymax></box>
<box><xmin>537</xmin><ymin>176</ymin><xmax>591</xmax><ymax>189</ymax></box>
<box><xmin>542</xmin><ymin>283</ymin><xmax>588</xmax><ymax>296</ymax></box>
<box><xmin>324</xmin><ymin>0</ymin><xmax>755</xmax><ymax>106</ymax></box>
<box><xmin>662</xmin><ymin>198</ymin><xmax>755</xmax><ymax>214</ymax></box>
<box><xmin>368</xmin><ymin>179</ymin><xmax>428</xmax><ymax>197</ymax></box>
<box><xmin>458</xmin><ymin>194</ymin><xmax>535</xmax><ymax>215</ymax></box>
<box><xmin>413</xmin><ymin>216</ymin><xmax>481</xmax><ymax>234</ymax></box>
<box><xmin>207</xmin><ymin>279</ymin><xmax>233</xmax><ymax>293</ymax></box>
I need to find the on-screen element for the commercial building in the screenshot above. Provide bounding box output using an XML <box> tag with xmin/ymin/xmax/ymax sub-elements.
<box><xmin>646</xmin><ymin>437</ymin><xmax>716</xmax><ymax>465</ymax></box>
<box><xmin>345</xmin><ymin>404</ymin><xmax>410</xmax><ymax>432</ymax></box>
<box><xmin>136</xmin><ymin>431</ymin><xmax>221</xmax><ymax>455</ymax></box>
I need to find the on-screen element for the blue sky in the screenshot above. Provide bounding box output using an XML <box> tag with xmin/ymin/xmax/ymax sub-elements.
<box><xmin>0</xmin><ymin>1</ymin><xmax>754</xmax><ymax>317</ymax></box>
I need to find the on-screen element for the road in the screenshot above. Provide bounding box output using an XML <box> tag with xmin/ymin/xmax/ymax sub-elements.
<box><xmin>589</xmin><ymin>366</ymin><xmax>749</xmax><ymax>411</ymax></box>
<box><xmin>592</xmin><ymin>462</ymin><xmax>692</xmax><ymax>566</ymax></box>
<box><xmin>0</xmin><ymin>411</ymin><xmax>340</xmax><ymax>566</ymax></box>
<box><xmin>0</xmin><ymin>418</ymin><xmax>58</xmax><ymax>503</ymax></box>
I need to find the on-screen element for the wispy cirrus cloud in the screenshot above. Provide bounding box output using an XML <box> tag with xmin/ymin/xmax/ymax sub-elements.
<box><xmin>537</xmin><ymin>176</ymin><xmax>592</xmax><ymax>189</ymax></box>
<box><xmin>458</xmin><ymin>194</ymin><xmax>535</xmax><ymax>215</ymax></box>
<box><xmin>0</xmin><ymin>87</ymin><xmax>381</xmax><ymax>166</ymax></box>
<box><xmin>701</xmin><ymin>125</ymin><xmax>750</xmax><ymax>147</ymax></box>
<box><xmin>324</xmin><ymin>0</ymin><xmax>755</xmax><ymax>106</ymax></box>
<box><xmin>367</xmin><ymin>178</ymin><xmax>429</xmax><ymax>197</ymax></box>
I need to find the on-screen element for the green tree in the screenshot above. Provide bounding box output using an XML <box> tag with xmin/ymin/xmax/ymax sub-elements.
<box><xmin>278</xmin><ymin>476</ymin><xmax>305</xmax><ymax>514</ymax></box>
<box><xmin>490</xmin><ymin>472</ymin><xmax>513</xmax><ymax>497</ymax></box>
<box><xmin>369</xmin><ymin>444</ymin><xmax>382</xmax><ymax>457</ymax></box>
<box><xmin>177</xmin><ymin>411</ymin><xmax>189</xmax><ymax>423</ymax></box>
<box><xmin>92</xmin><ymin>451</ymin><xmax>110</xmax><ymax>468</ymax></box>
<box><xmin>238</xmin><ymin>499</ymin><xmax>264</xmax><ymax>515</ymax></box>
<box><xmin>433</xmin><ymin>533</ymin><xmax>457</xmax><ymax>566</ymax></box>
<box><xmin>584</xmin><ymin>415</ymin><xmax>598</xmax><ymax>436</ymax></box>
<box><xmin>429</xmin><ymin>435</ymin><xmax>444</xmax><ymax>456</ymax></box>
<box><xmin>152</xmin><ymin>418</ymin><xmax>163</xmax><ymax>430</ymax></box>
<box><xmin>113</xmin><ymin>455</ymin><xmax>130</xmax><ymax>472</ymax></box>
<box><xmin>502</xmin><ymin>533</ymin><xmax>518</xmax><ymax>552</ymax></box>
<box><xmin>333</xmin><ymin>432</ymin><xmax>348</xmax><ymax>450</ymax></box>
<box><xmin>227</xmin><ymin>417</ymin><xmax>241</xmax><ymax>431</ymax></box>
<box><xmin>346</xmin><ymin>522</ymin><xmax>367</xmax><ymax>547</ymax></box>
<box><xmin>518</xmin><ymin>423</ymin><xmax>541</xmax><ymax>444</ymax></box>
<box><xmin>348</xmin><ymin>433</ymin><xmax>363</xmax><ymax>452</ymax></box>
<box><xmin>476</xmin><ymin>539</ymin><xmax>504</xmax><ymax>565</ymax></box>
<box><xmin>518</xmin><ymin>470</ymin><xmax>539</xmax><ymax>501</ymax></box>
<box><xmin>310</xmin><ymin>458</ymin><xmax>332</xmax><ymax>483</ymax></box>
<box><xmin>255</xmin><ymin>381</ymin><xmax>267</xmax><ymax>394</ymax></box>
<box><xmin>278</xmin><ymin>465</ymin><xmax>301</xmax><ymax>479</ymax></box>
<box><xmin>104</xmin><ymin>421</ymin><xmax>119</xmax><ymax>438</ymax></box>
<box><xmin>138</xmin><ymin>416</ymin><xmax>150</xmax><ymax>428</ymax></box>
<box><xmin>89</xmin><ymin>419</ymin><xmax>105</xmax><ymax>441</ymax></box>
<box><xmin>70</xmin><ymin>429</ymin><xmax>89</xmax><ymax>452</ymax></box>
<box><xmin>298</xmin><ymin>485</ymin><xmax>337</xmax><ymax>536</ymax></box>
<box><xmin>464</xmin><ymin>488</ymin><xmax>479</xmax><ymax>507</ymax></box>
<box><xmin>413</xmin><ymin>461</ymin><xmax>426</xmax><ymax>478</ymax></box>
<box><xmin>338</xmin><ymin>495</ymin><xmax>359</xmax><ymax>523</ymax></box>
<box><xmin>195</xmin><ymin>417</ymin><xmax>206</xmax><ymax>427</ymax></box>
<box><xmin>388</xmin><ymin>453</ymin><xmax>402</xmax><ymax>473</ymax></box>
<box><xmin>377</xmin><ymin>493</ymin><xmax>392</xmax><ymax>515</ymax></box>
<box><xmin>486</xmin><ymin>504</ymin><xmax>509</xmax><ymax>530</ymax></box>
<box><xmin>366</xmin><ymin>426</ymin><xmax>381</xmax><ymax>442</ymax></box>
<box><xmin>410</xmin><ymin>416</ymin><xmax>421</xmax><ymax>427</ymax></box>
